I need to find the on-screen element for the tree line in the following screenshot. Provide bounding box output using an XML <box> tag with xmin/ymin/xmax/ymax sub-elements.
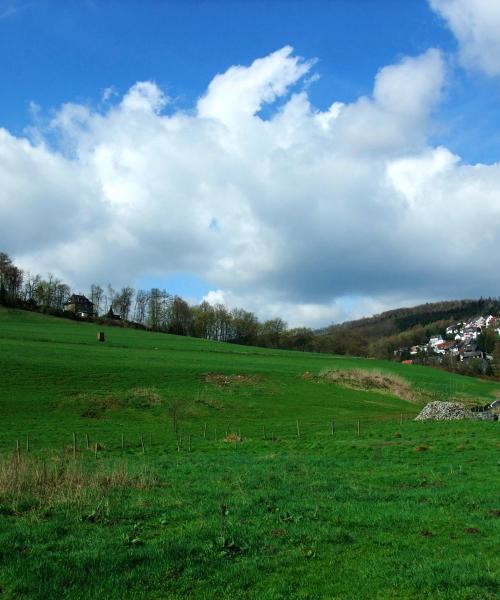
<box><xmin>0</xmin><ymin>252</ymin><xmax>311</xmax><ymax>350</ymax></box>
<box><xmin>1</xmin><ymin>251</ymin><xmax>499</xmax><ymax>369</ymax></box>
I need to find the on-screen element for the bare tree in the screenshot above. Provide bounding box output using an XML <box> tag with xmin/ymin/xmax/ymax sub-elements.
<box><xmin>90</xmin><ymin>284</ymin><xmax>104</xmax><ymax>316</ymax></box>
<box><xmin>133</xmin><ymin>289</ymin><xmax>149</xmax><ymax>324</ymax></box>
<box><xmin>114</xmin><ymin>286</ymin><xmax>134</xmax><ymax>320</ymax></box>
<box><xmin>22</xmin><ymin>272</ymin><xmax>40</xmax><ymax>303</ymax></box>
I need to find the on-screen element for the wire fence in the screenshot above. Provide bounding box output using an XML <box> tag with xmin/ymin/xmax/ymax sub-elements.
<box><xmin>1</xmin><ymin>412</ymin><xmax>425</xmax><ymax>458</ymax></box>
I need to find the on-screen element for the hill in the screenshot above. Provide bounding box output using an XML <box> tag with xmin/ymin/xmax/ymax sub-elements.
<box><xmin>1</xmin><ymin>305</ymin><xmax>498</xmax><ymax>445</ymax></box>
<box><xmin>0</xmin><ymin>307</ymin><xmax>499</xmax><ymax>599</ymax></box>
<box><xmin>316</xmin><ymin>298</ymin><xmax>500</xmax><ymax>359</ymax></box>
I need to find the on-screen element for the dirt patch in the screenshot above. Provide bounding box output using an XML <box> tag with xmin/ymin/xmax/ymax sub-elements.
<box><xmin>414</xmin><ymin>445</ymin><xmax>429</xmax><ymax>452</ymax></box>
<box><xmin>271</xmin><ymin>528</ymin><xmax>286</xmax><ymax>537</ymax></box>
<box><xmin>419</xmin><ymin>530</ymin><xmax>434</xmax><ymax>537</ymax></box>
<box><xmin>223</xmin><ymin>433</ymin><xmax>242</xmax><ymax>443</ymax></box>
<box><xmin>204</xmin><ymin>373</ymin><xmax>260</xmax><ymax>386</ymax></box>
<box><xmin>314</xmin><ymin>369</ymin><xmax>416</xmax><ymax>402</ymax></box>
<box><xmin>464</xmin><ymin>527</ymin><xmax>480</xmax><ymax>535</ymax></box>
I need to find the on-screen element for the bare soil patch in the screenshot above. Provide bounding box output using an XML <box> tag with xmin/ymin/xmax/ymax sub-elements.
<box><xmin>204</xmin><ymin>373</ymin><xmax>260</xmax><ymax>386</ymax></box>
<box><xmin>223</xmin><ymin>433</ymin><xmax>242</xmax><ymax>443</ymax></box>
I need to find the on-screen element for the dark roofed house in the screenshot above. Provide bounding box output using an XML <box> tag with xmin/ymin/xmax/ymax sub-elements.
<box><xmin>63</xmin><ymin>294</ymin><xmax>94</xmax><ymax>318</ymax></box>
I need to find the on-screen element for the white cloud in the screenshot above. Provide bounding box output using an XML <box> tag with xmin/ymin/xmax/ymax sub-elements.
<box><xmin>1</xmin><ymin>46</ymin><xmax>500</xmax><ymax>327</ymax></box>
<box><xmin>374</xmin><ymin>49</ymin><xmax>445</xmax><ymax>117</ymax></box>
<box><xmin>430</xmin><ymin>0</ymin><xmax>500</xmax><ymax>75</ymax></box>
<box><xmin>203</xmin><ymin>290</ymin><xmax>227</xmax><ymax>306</ymax></box>
<box><xmin>197</xmin><ymin>46</ymin><xmax>314</xmax><ymax>127</ymax></box>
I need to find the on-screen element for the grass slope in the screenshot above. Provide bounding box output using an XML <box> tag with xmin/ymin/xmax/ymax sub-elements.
<box><xmin>0</xmin><ymin>307</ymin><xmax>499</xmax><ymax>599</ymax></box>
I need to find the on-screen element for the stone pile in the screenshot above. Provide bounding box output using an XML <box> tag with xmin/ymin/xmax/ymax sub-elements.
<box><xmin>415</xmin><ymin>401</ymin><xmax>473</xmax><ymax>421</ymax></box>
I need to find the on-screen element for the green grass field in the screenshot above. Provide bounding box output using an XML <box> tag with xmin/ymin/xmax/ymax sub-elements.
<box><xmin>0</xmin><ymin>307</ymin><xmax>499</xmax><ymax>599</ymax></box>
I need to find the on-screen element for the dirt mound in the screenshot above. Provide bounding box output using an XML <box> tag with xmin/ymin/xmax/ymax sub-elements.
<box><xmin>224</xmin><ymin>433</ymin><xmax>242</xmax><ymax>443</ymax></box>
<box><xmin>414</xmin><ymin>401</ymin><xmax>473</xmax><ymax>421</ymax></box>
<box><xmin>204</xmin><ymin>373</ymin><xmax>259</xmax><ymax>386</ymax></box>
<box><xmin>317</xmin><ymin>369</ymin><xmax>416</xmax><ymax>402</ymax></box>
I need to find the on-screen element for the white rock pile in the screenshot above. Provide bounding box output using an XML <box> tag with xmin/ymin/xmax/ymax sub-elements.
<box><xmin>415</xmin><ymin>401</ymin><xmax>473</xmax><ymax>421</ymax></box>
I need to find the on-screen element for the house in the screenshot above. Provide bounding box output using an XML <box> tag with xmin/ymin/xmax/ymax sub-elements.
<box><xmin>463</xmin><ymin>325</ymin><xmax>479</xmax><ymax>340</ymax></box>
<box><xmin>485</xmin><ymin>315</ymin><xmax>497</xmax><ymax>328</ymax></box>
<box><xmin>459</xmin><ymin>340</ymin><xmax>483</xmax><ymax>361</ymax></box>
<box><xmin>63</xmin><ymin>294</ymin><xmax>94</xmax><ymax>318</ymax></box>
<box><xmin>429</xmin><ymin>336</ymin><xmax>444</xmax><ymax>349</ymax></box>
<box><xmin>446</xmin><ymin>323</ymin><xmax>463</xmax><ymax>337</ymax></box>
<box><xmin>435</xmin><ymin>341</ymin><xmax>456</xmax><ymax>355</ymax></box>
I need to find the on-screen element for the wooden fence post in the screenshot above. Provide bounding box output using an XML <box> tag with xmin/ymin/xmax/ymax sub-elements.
<box><xmin>141</xmin><ymin>436</ymin><xmax>145</xmax><ymax>454</ymax></box>
<box><xmin>94</xmin><ymin>442</ymin><xmax>98</xmax><ymax>459</ymax></box>
<box><xmin>357</xmin><ymin>419</ymin><xmax>360</xmax><ymax>436</ymax></box>
<box><xmin>331</xmin><ymin>420</ymin><xmax>335</xmax><ymax>436</ymax></box>
<box><xmin>188</xmin><ymin>434</ymin><xmax>192</xmax><ymax>453</ymax></box>
<box><xmin>86</xmin><ymin>433</ymin><xmax>89</xmax><ymax>450</ymax></box>
<box><xmin>26</xmin><ymin>432</ymin><xmax>30</xmax><ymax>452</ymax></box>
<box><xmin>203</xmin><ymin>423</ymin><xmax>207</xmax><ymax>439</ymax></box>
<box><xmin>72</xmin><ymin>432</ymin><xmax>77</xmax><ymax>459</ymax></box>
<box><xmin>16</xmin><ymin>439</ymin><xmax>20</xmax><ymax>461</ymax></box>
<box><xmin>296</xmin><ymin>419</ymin><xmax>300</xmax><ymax>438</ymax></box>
<box><xmin>121</xmin><ymin>432</ymin><xmax>124</xmax><ymax>449</ymax></box>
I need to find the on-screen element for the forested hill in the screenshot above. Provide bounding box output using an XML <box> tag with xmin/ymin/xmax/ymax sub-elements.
<box><xmin>315</xmin><ymin>298</ymin><xmax>500</xmax><ymax>359</ymax></box>
<box><xmin>323</xmin><ymin>298</ymin><xmax>500</xmax><ymax>335</ymax></box>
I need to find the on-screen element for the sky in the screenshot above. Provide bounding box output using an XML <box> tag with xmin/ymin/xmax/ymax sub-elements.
<box><xmin>1</xmin><ymin>0</ymin><xmax>500</xmax><ymax>327</ymax></box>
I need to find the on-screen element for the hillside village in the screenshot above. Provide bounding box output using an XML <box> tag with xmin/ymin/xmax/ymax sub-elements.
<box><xmin>396</xmin><ymin>315</ymin><xmax>500</xmax><ymax>364</ymax></box>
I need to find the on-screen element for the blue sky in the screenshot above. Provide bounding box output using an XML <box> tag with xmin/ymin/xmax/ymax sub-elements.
<box><xmin>1</xmin><ymin>0</ymin><xmax>500</xmax><ymax>326</ymax></box>
<box><xmin>0</xmin><ymin>1</ymin><xmax>471</xmax><ymax>146</ymax></box>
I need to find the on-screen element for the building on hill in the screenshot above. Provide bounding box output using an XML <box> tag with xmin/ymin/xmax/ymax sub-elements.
<box><xmin>106</xmin><ymin>307</ymin><xmax>122</xmax><ymax>320</ymax></box>
<box><xmin>63</xmin><ymin>294</ymin><xmax>94</xmax><ymax>318</ymax></box>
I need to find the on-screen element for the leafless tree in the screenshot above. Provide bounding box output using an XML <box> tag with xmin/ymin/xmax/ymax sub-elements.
<box><xmin>90</xmin><ymin>284</ymin><xmax>104</xmax><ymax>316</ymax></box>
<box><xmin>114</xmin><ymin>286</ymin><xmax>134</xmax><ymax>320</ymax></box>
<box><xmin>133</xmin><ymin>289</ymin><xmax>149</xmax><ymax>324</ymax></box>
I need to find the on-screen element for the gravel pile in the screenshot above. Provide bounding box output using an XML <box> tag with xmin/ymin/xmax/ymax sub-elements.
<box><xmin>415</xmin><ymin>401</ymin><xmax>473</xmax><ymax>421</ymax></box>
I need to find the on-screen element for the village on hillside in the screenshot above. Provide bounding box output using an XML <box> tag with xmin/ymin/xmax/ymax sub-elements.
<box><xmin>395</xmin><ymin>315</ymin><xmax>500</xmax><ymax>366</ymax></box>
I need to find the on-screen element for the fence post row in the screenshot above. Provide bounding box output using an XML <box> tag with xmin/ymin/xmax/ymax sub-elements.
<box><xmin>7</xmin><ymin>415</ymin><xmax>421</xmax><ymax>457</ymax></box>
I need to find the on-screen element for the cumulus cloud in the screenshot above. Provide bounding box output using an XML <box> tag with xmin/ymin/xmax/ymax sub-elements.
<box><xmin>197</xmin><ymin>46</ymin><xmax>314</xmax><ymax>127</ymax></box>
<box><xmin>430</xmin><ymin>0</ymin><xmax>500</xmax><ymax>75</ymax></box>
<box><xmin>1</xmin><ymin>45</ymin><xmax>500</xmax><ymax>326</ymax></box>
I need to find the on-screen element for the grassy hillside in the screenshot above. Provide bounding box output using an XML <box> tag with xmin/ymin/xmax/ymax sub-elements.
<box><xmin>0</xmin><ymin>308</ymin><xmax>499</xmax><ymax>599</ymax></box>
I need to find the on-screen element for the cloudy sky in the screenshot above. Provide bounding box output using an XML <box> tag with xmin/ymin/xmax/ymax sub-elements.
<box><xmin>1</xmin><ymin>0</ymin><xmax>500</xmax><ymax>327</ymax></box>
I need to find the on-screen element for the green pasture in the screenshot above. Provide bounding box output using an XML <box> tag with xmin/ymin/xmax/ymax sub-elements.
<box><xmin>0</xmin><ymin>307</ymin><xmax>499</xmax><ymax>599</ymax></box>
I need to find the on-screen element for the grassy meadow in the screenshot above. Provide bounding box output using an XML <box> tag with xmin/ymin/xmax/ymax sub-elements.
<box><xmin>0</xmin><ymin>307</ymin><xmax>499</xmax><ymax>599</ymax></box>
